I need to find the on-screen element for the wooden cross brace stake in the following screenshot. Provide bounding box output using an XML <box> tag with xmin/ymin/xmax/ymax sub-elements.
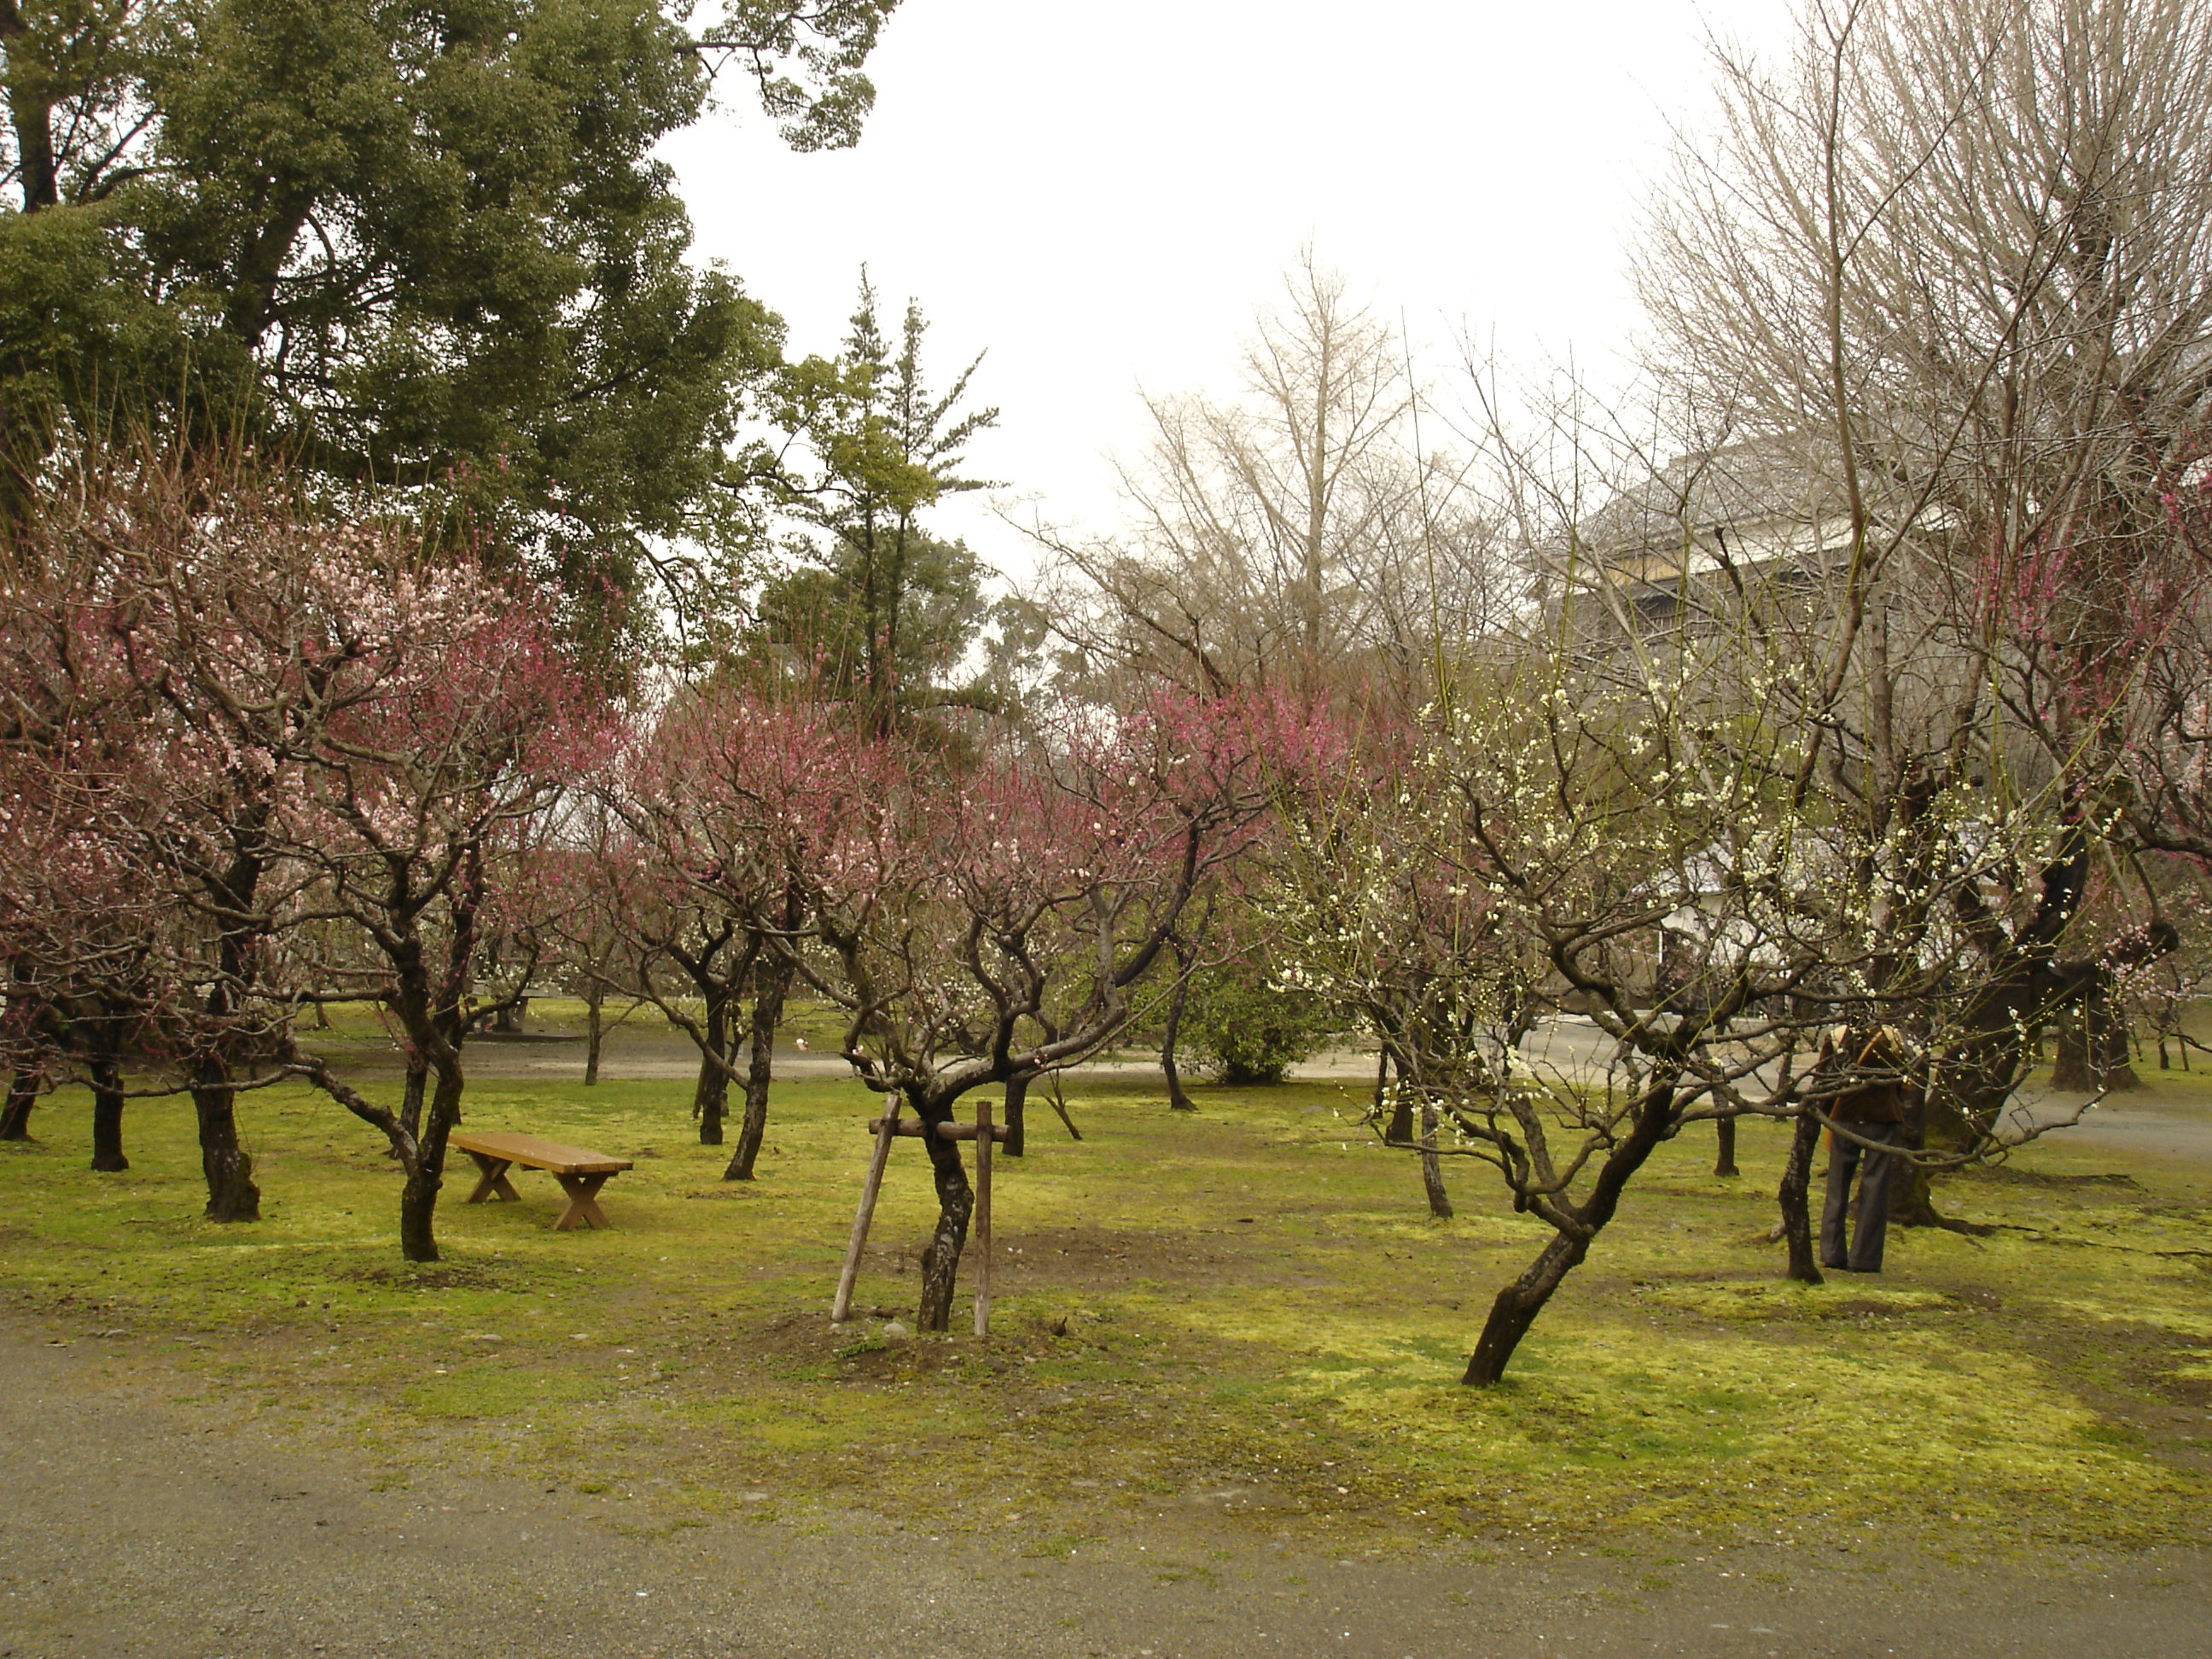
<box><xmin>831</xmin><ymin>1097</ymin><xmax>1013</xmax><ymax>1336</ymax></box>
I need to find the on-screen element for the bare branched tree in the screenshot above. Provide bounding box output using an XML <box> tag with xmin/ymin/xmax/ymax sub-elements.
<box><xmin>1631</xmin><ymin>0</ymin><xmax>2212</xmax><ymax>1146</ymax></box>
<box><xmin>1035</xmin><ymin>253</ymin><xmax>1505</xmax><ymax>706</ymax></box>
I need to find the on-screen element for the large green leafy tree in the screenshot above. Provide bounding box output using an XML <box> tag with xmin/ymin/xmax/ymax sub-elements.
<box><xmin>0</xmin><ymin>0</ymin><xmax>897</xmax><ymax>634</ymax></box>
<box><xmin>754</xmin><ymin>274</ymin><xmax>1009</xmax><ymax>728</ymax></box>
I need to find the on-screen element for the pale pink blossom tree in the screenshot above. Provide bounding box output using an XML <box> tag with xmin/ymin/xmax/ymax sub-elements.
<box><xmin>599</xmin><ymin>687</ymin><xmax>834</xmax><ymax>1175</ymax></box>
<box><xmin>272</xmin><ymin>572</ymin><xmax>604</xmax><ymax>1261</ymax></box>
<box><xmin>786</xmin><ymin>688</ymin><xmax>1333</xmax><ymax>1330</ymax></box>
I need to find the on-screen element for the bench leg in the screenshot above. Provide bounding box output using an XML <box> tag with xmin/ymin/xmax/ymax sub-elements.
<box><xmin>464</xmin><ymin>1152</ymin><xmax>521</xmax><ymax>1204</ymax></box>
<box><xmin>552</xmin><ymin>1172</ymin><xmax>613</xmax><ymax>1231</ymax></box>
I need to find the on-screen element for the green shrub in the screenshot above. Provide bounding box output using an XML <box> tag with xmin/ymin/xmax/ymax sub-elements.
<box><xmin>1181</xmin><ymin>961</ymin><xmax>1338</xmax><ymax>1085</ymax></box>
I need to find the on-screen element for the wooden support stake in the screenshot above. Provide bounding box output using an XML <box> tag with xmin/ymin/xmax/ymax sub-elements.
<box><xmin>973</xmin><ymin>1097</ymin><xmax>994</xmax><ymax>1338</ymax></box>
<box><xmin>833</xmin><ymin>1099</ymin><xmax>900</xmax><ymax>1323</ymax></box>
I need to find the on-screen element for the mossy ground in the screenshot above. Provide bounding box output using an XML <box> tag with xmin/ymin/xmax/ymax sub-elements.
<box><xmin>4</xmin><ymin>1013</ymin><xmax>2210</xmax><ymax>1559</ymax></box>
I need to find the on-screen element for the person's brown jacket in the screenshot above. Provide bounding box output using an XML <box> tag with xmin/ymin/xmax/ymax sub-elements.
<box><xmin>1825</xmin><ymin>1027</ymin><xmax>1920</xmax><ymax>1124</ymax></box>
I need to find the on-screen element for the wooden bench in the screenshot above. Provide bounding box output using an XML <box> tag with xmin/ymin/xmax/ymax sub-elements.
<box><xmin>450</xmin><ymin>1131</ymin><xmax>633</xmax><ymax>1231</ymax></box>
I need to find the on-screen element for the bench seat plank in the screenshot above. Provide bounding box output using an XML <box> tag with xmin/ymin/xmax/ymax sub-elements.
<box><xmin>449</xmin><ymin>1130</ymin><xmax>633</xmax><ymax>1177</ymax></box>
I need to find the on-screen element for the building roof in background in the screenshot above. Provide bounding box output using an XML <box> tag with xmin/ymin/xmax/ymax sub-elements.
<box><xmin>1570</xmin><ymin>435</ymin><xmax>1855</xmax><ymax>585</ymax></box>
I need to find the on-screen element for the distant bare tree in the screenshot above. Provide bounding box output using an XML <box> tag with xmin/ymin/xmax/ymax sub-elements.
<box><xmin>1038</xmin><ymin>253</ymin><xmax>1505</xmax><ymax>705</ymax></box>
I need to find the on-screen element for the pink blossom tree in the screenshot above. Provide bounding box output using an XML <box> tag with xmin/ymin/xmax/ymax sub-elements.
<box><xmin>599</xmin><ymin>686</ymin><xmax>828</xmax><ymax>1174</ymax></box>
<box><xmin>272</xmin><ymin>569</ymin><xmax>603</xmax><ymax>1261</ymax></box>
<box><xmin>2</xmin><ymin>450</ymin><xmax>603</xmax><ymax>1251</ymax></box>
<box><xmin>0</xmin><ymin>456</ymin><xmax>331</xmax><ymax>1214</ymax></box>
<box><xmin>787</xmin><ymin>689</ymin><xmax>1330</xmax><ymax>1330</ymax></box>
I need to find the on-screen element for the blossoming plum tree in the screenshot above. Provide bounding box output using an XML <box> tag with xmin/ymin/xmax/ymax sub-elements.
<box><xmin>787</xmin><ymin>688</ymin><xmax>1331</xmax><ymax>1330</ymax></box>
<box><xmin>271</xmin><ymin>565</ymin><xmax>603</xmax><ymax>1261</ymax></box>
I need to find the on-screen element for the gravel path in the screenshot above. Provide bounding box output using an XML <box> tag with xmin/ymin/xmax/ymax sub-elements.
<box><xmin>3</xmin><ymin>1323</ymin><xmax>2209</xmax><ymax>1658</ymax></box>
<box><xmin>469</xmin><ymin>1022</ymin><xmax>2212</xmax><ymax>1162</ymax></box>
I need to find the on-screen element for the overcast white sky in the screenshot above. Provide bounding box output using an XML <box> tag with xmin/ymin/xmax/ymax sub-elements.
<box><xmin>661</xmin><ymin>0</ymin><xmax>1789</xmax><ymax>578</ymax></box>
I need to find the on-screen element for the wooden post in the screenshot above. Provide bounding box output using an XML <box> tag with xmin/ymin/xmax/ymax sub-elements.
<box><xmin>973</xmin><ymin>1097</ymin><xmax>994</xmax><ymax>1337</ymax></box>
<box><xmin>833</xmin><ymin>1099</ymin><xmax>900</xmax><ymax>1323</ymax></box>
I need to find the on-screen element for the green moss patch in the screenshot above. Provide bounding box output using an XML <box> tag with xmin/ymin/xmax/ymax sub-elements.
<box><xmin>2</xmin><ymin>1056</ymin><xmax>2210</xmax><ymax>1556</ymax></box>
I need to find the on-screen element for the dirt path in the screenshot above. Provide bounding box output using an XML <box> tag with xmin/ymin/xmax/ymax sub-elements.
<box><xmin>3</xmin><ymin>1323</ymin><xmax>2209</xmax><ymax>1658</ymax></box>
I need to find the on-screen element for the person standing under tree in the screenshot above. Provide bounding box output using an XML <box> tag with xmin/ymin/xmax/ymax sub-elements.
<box><xmin>1817</xmin><ymin>1024</ymin><xmax>1921</xmax><ymax>1273</ymax></box>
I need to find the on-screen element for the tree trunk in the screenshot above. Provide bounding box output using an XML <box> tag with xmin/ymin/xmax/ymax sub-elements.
<box><xmin>1462</xmin><ymin>1081</ymin><xmax>1679</xmax><ymax>1385</ymax></box>
<box><xmin>2</xmin><ymin>963</ymin><xmax>44</xmax><ymax>1139</ymax></box>
<box><xmin>1464</xmin><ymin>1226</ymin><xmax>1592</xmax><ymax>1386</ymax></box>
<box><xmin>398</xmin><ymin>1062</ymin><xmax>465</xmax><ymax>1263</ymax></box>
<box><xmin>1045</xmin><ymin>1080</ymin><xmax>1083</xmax><ymax>1141</ymax></box>
<box><xmin>189</xmin><ymin>835</ymin><xmax>271</xmax><ymax>1215</ymax></box>
<box><xmin>0</xmin><ymin>1068</ymin><xmax>38</xmax><ymax>1140</ymax></box>
<box><xmin>583</xmin><ymin>992</ymin><xmax>603</xmax><ymax>1086</ymax></box>
<box><xmin>399</xmin><ymin>1161</ymin><xmax>440</xmax><ymax>1262</ymax></box>
<box><xmin>725</xmin><ymin>963</ymin><xmax>791</xmax><ymax>1182</ymax></box>
<box><xmin>1881</xmin><ymin>1092</ymin><xmax>1991</xmax><ymax>1233</ymax></box>
<box><xmin>1418</xmin><ymin>1103</ymin><xmax>1452</xmax><ymax>1219</ymax></box>
<box><xmin>9</xmin><ymin>87</ymin><xmax>59</xmax><ymax>212</ymax></box>
<box><xmin>1713</xmin><ymin>1115</ymin><xmax>1740</xmax><ymax>1178</ymax></box>
<box><xmin>1002</xmin><ymin>1074</ymin><xmax>1028</xmax><ymax>1158</ymax></box>
<box><xmin>2052</xmin><ymin>990</ymin><xmax>2140</xmax><ymax>1091</ymax></box>
<box><xmin>1777</xmin><ymin>1111</ymin><xmax>1824</xmax><ymax>1284</ymax></box>
<box><xmin>192</xmin><ymin>1069</ymin><xmax>260</xmax><ymax>1223</ymax></box>
<box><xmin>915</xmin><ymin>1097</ymin><xmax>974</xmax><ymax>1332</ymax></box>
<box><xmin>1162</xmin><ymin>945</ymin><xmax>1197</xmax><ymax>1112</ymax></box>
<box><xmin>399</xmin><ymin>1054</ymin><xmax>428</xmax><ymax>1141</ymax></box>
<box><xmin>1382</xmin><ymin>1047</ymin><xmax>1412</xmax><ymax>1143</ymax></box>
<box><xmin>695</xmin><ymin>993</ymin><xmax>730</xmax><ymax>1146</ymax></box>
<box><xmin>88</xmin><ymin>1058</ymin><xmax>128</xmax><ymax>1173</ymax></box>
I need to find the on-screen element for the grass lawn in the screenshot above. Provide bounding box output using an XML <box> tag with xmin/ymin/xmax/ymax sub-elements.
<box><xmin>3</xmin><ymin>1048</ymin><xmax>2209</xmax><ymax>1559</ymax></box>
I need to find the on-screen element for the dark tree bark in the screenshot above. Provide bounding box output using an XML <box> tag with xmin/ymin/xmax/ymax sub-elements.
<box><xmin>192</xmin><ymin>1073</ymin><xmax>260</xmax><ymax>1222</ymax></box>
<box><xmin>87</xmin><ymin>1055</ymin><xmax>128</xmax><ymax>1173</ymax></box>
<box><xmin>1382</xmin><ymin>1047</ymin><xmax>1412</xmax><ymax>1143</ymax></box>
<box><xmin>725</xmin><ymin>958</ymin><xmax>793</xmax><ymax>1182</ymax></box>
<box><xmin>1001</xmin><ymin>1073</ymin><xmax>1028</xmax><ymax>1158</ymax></box>
<box><xmin>1418</xmin><ymin>1103</ymin><xmax>1452</xmax><ymax>1220</ymax></box>
<box><xmin>583</xmin><ymin>990</ymin><xmax>604</xmax><ymax>1086</ymax></box>
<box><xmin>1044</xmin><ymin>1078</ymin><xmax>1083</xmax><ymax>1141</ymax></box>
<box><xmin>1161</xmin><ymin>940</ymin><xmax>1198</xmax><ymax>1112</ymax></box>
<box><xmin>3</xmin><ymin>962</ymin><xmax>47</xmax><ymax>1139</ymax></box>
<box><xmin>1463</xmin><ymin>1080</ymin><xmax>1679</xmax><ymax>1385</ymax></box>
<box><xmin>1883</xmin><ymin>1094</ymin><xmax>1994</xmax><ymax>1234</ymax></box>
<box><xmin>914</xmin><ymin>1095</ymin><xmax>974</xmax><ymax>1332</ymax></box>
<box><xmin>1777</xmin><ymin>1110</ymin><xmax>1824</xmax><ymax>1284</ymax></box>
<box><xmin>1713</xmin><ymin>1115</ymin><xmax>1740</xmax><ymax>1178</ymax></box>
<box><xmin>398</xmin><ymin>1061</ymin><xmax>465</xmax><ymax>1263</ymax></box>
<box><xmin>6</xmin><ymin>77</ymin><xmax>59</xmax><ymax>213</ymax></box>
<box><xmin>190</xmin><ymin>837</ymin><xmax>270</xmax><ymax>1220</ymax></box>
<box><xmin>1933</xmin><ymin>832</ymin><xmax>2169</xmax><ymax>1132</ymax></box>
<box><xmin>1376</xmin><ymin>1046</ymin><xmax>1447</xmax><ymax>1214</ymax></box>
<box><xmin>2052</xmin><ymin>985</ymin><xmax>2141</xmax><ymax>1091</ymax></box>
<box><xmin>0</xmin><ymin>1067</ymin><xmax>38</xmax><ymax>1140</ymax></box>
<box><xmin>694</xmin><ymin>991</ymin><xmax>731</xmax><ymax>1146</ymax></box>
<box><xmin>399</xmin><ymin>1052</ymin><xmax>428</xmax><ymax>1140</ymax></box>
